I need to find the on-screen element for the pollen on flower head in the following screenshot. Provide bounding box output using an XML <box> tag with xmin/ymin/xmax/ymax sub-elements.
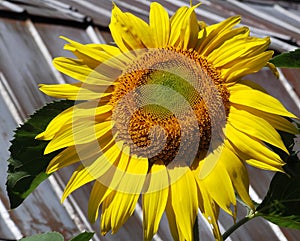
<box><xmin>109</xmin><ymin>47</ymin><xmax>230</xmax><ymax>167</ymax></box>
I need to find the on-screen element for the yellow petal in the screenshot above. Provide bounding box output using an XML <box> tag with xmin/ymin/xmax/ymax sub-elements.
<box><xmin>228</xmin><ymin>106</ymin><xmax>289</xmax><ymax>153</ymax></box>
<box><xmin>84</xmin><ymin>141</ymin><xmax>123</xmax><ymax>180</ymax></box>
<box><xmin>165</xmin><ymin>200</ymin><xmax>179</xmax><ymax>241</ymax></box>
<box><xmin>246</xmin><ymin>158</ymin><xmax>284</xmax><ymax>172</ymax></box>
<box><xmin>98</xmin><ymin>145</ymin><xmax>131</xmax><ymax>191</ymax></box>
<box><xmin>166</xmin><ymin>168</ymin><xmax>198</xmax><ymax>241</ymax></box>
<box><xmin>36</xmin><ymin>102</ymin><xmax>112</xmax><ymax>141</ymax></box>
<box><xmin>197</xmin><ymin>184</ymin><xmax>221</xmax><ymax>240</ymax></box>
<box><xmin>100</xmin><ymin>192</ymin><xmax>114</xmax><ymax>234</ymax></box>
<box><xmin>63</xmin><ymin>44</ymin><xmax>99</xmax><ymax>69</ymax></box>
<box><xmin>211</xmin><ymin>37</ymin><xmax>270</xmax><ymax>68</ymax></box>
<box><xmin>114</xmin><ymin>154</ymin><xmax>148</xmax><ymax>194</ymax></box>
<box><xmin>44</xmin><ymin>120</ymin><xmax>113</xmax><ymax>154</ymax></box>
<box><xmin>149</xmin><ymin>2</ymin><xmax>170</xmax><ymax>48</ymax></box>
<box><xmin>169</xmin><ymin>5</ymin><xmax>200</xmax><ymax>49</ymax></box>
<box><xmin>47</xmin><ymin>133</ymin><xmax>117</xmax><ymax>173</ymax></box>
<box><xmin>143</xmin><ymin>161</ymin><xmax>169</xmax><ymax>241</ymax></box>
<box><xmin>86</xmin><ymin>42</ymin><xmax>123</xmax><ymax>56</ymax></box>
<box><xmin>203</xmin><ymin>26</ymin><xmax>249</xmax><ymax>57</ymax></box>
<box><xmin>62</xmin><ymin>164</ymin><xmax>94</xmax><ymax>202</ymax></box>
<box><xmin>169</xmin><ymin>6</ymin><xmax>188</xmax><ymax>47</ymax></box>
<box><xmin>60</xmin><ymin>36</ymin><xmax>126</xmax><ymax>70</ymax></box>
<box><xmin>233</xmin><ymin>104</ymin><xmax>298</xmax><ymax>134</ymax></box>
<box><xmin>267</xmin><ymin>62</ymin><xmax>280</xmax><ymax>79</ymax></box>
<box><xmin>93</xmin><ymin>147</ymin><xmax>130</xmax><ymax>230</ymax></box>
<box><xmin>46</xmin><ymin>146</ymin><xmax>80</xmax><ymax>173</ymax></box>
<box><xmin>229</xmin><ymin>88</ymin><xmax>297</xmax><ymax>118</ymax></box>
<box><xmin>61</xmin><ymin>37</ymin><xmax>127</xmax><ymax>68</ymax></box>
<box><xmin>53</xmin><ymin>57</ymin><xmax>116</xmax><ymax>85</ymax></box>
<box><xmin>227</xmin><ymin>80</ymin><xmax>267</xmax><ymax>93</ymax></box>
<box><xmin>35</xmin><ymin>106</ymin><xmax>74</xmax><ymax>141</ymax></box>
<box><xmin>101</xmin><ymin>154</ymin><xmax>148</xmax><ymax>234</ymax></box>
<box><xmin>198</xmin><ymin>145</ymin><xmax>223</xmax><ymax>180</ymax></box>
<box><xmin>197</xmin><ymin>16</ymin><xmax>241</xmax><ymax>53</ymax></box>
<box><xmin>101</xmin><ymin>191</ymin><xmax>139</xmax><ymax>234</ymax></box>
<box><xmin>62</xmin><ymin>141</ymin><xmax>123</xmax><ymax>201</ymax></box>
<box><xmin>88</xmin><ymin>181</ymin><xmax>113</xmax><ymax>223</ymax></box>
<box><xmin>109</xmin><ymin>4</ymin><xmax>153</xmax><ymax>52</ymax></box>
<box><xmin>225</xmin><ymin>124</ymin><xmax>285</xmax><ymax>172</ymax></box>
<box><xmin>221</xmin><ymin>143</ymin><xmax>254</xmax><ymax>209</ymax></box>
<box><xmin>39</xmin><ymin>83</ymin><xmax>111</xmax><ymax>100</ymax></box>
<box><xmin>221</xmin><ymin>51</ymin><xmax>273</xmax><ymax>82</ymax></box>
<box><xmin>193</xmin><ymin>161</ymin><xmax>221</xmax><ymax>239</ymax></box>
<box><xmin>198</xmin><ymin>148</ymin><xmax>236</xmax><ymax>215</ymax></box>
<box><xmin>182</xmin><ymin>4</ymin><xmax>201</xmax><ymax>50</ymax></box>
<box><xmin>99</xmin><ymin>147</ymin><xmax>136</xmax><ymax>235</ymax></box>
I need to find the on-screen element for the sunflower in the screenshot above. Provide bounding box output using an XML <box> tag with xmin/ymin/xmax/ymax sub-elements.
<box><xmin>36</xmin><ymin>2</ymin><xmax>298</xmax><ymax>241</ymax></box>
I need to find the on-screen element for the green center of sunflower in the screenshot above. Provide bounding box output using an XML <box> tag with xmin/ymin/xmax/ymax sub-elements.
<box><xmin>109</xmin><ymin>47</ymin><xmax>230</xmax><ymax>167</ymax></box>
<box><xmin>140</xmin><ymin>69</ymin><xmax>201</xmax><ymax>119</ymax></box>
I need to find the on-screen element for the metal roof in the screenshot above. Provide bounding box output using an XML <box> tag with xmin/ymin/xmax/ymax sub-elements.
<box><xmin>0</xmin><ymin>0</ymin><xmax>300</xmax><ymax>240</ymax></box>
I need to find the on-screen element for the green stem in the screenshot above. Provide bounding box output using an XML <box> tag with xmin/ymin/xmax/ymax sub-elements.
<box><xmin>222</xmin><ymin>213</ymin><xmax>256</xmax><ymax>240</ymax></box>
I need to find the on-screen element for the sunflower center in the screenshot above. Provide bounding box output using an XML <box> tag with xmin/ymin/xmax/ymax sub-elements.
<box><xmin>110</xmin><ymin>47</ymin><xmax>230</xmax><ymax>167</ymax></box>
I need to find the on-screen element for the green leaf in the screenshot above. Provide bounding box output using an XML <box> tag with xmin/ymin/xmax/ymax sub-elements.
<box><xmin>6</xmin><ymin>100</ymin><xmax>74</xmax><ymax>209</ymax></box>
<box><xmin>256</xmin><ymin>164</ymin><xmax>300</xmax><ymax>229</ymax></box>
<box><xmin>69</xmin><ymin>231</ymin><xmax>94</xmax><ymax>241</ymax></box>
<box><xmin>18</xmin><ymin>231</ymin><xmax>94</xmax><ymax>241</ymax></box>
<box><xmin>19</xmin><ymin>232</ymin><xmax>64</xmax><ymax>241</ymax></box>
<box><xmin>270</xmin><ymin>49</ymin><xmax>300</xmax><ymax>68</ymax></box>
<box><xmin>256</xmin><ymin>128</ymin><xmax>300</xmax><ymax>229</ymax></box>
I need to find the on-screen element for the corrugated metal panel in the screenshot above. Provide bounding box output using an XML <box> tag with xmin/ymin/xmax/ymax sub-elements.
<box><xmin>6</xmin><ymin>0</ymin><xmax>87</xmax><ymax>22</ymax></box>
<box><xmin>0</xmin><ymin>18</ymin><xmax>55</xmax><ymax>115</ymax></box>
<box><xmin>0</xmin><ymin>0</ymin><xmax>299</xmax><ymax>240</ymax></box>
<box><xmin>57</xmin><ymin>0</ymin><xmax>112</xmax><ymax>26</ymax></box>
<box><xmin>0</xmin><ymin>93</ymin><xmax>23</xmax><ymax>240</ymax></box>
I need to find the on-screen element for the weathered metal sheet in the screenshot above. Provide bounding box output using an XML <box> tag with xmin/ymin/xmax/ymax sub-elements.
<box><xmin>0</xmin><ymin>19</ymin><xmax>54</xmax><ymax>115</ymax></box>
<box><xmin>57</xmin><ymin>0</ymin><xmax>112</xmax><ymax>27</ymax></box>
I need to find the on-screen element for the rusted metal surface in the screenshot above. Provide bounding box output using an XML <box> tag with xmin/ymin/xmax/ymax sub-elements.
<box><xmin>0</xmin><ymin>1</ymin><xmax>299</xmax><ymax>241</ymax></box>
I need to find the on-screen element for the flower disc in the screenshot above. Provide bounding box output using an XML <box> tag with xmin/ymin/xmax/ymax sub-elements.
<box><xmin>110</xmin><ymin>48</ymin><xmax>230</xmax><ymax>167</ymax></box>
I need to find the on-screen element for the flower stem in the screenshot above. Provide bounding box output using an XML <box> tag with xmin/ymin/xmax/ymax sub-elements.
<box><xmin>222</xmin><ymin>213</ymin><xmax>256</xmax><ymax>240</ymax></box>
